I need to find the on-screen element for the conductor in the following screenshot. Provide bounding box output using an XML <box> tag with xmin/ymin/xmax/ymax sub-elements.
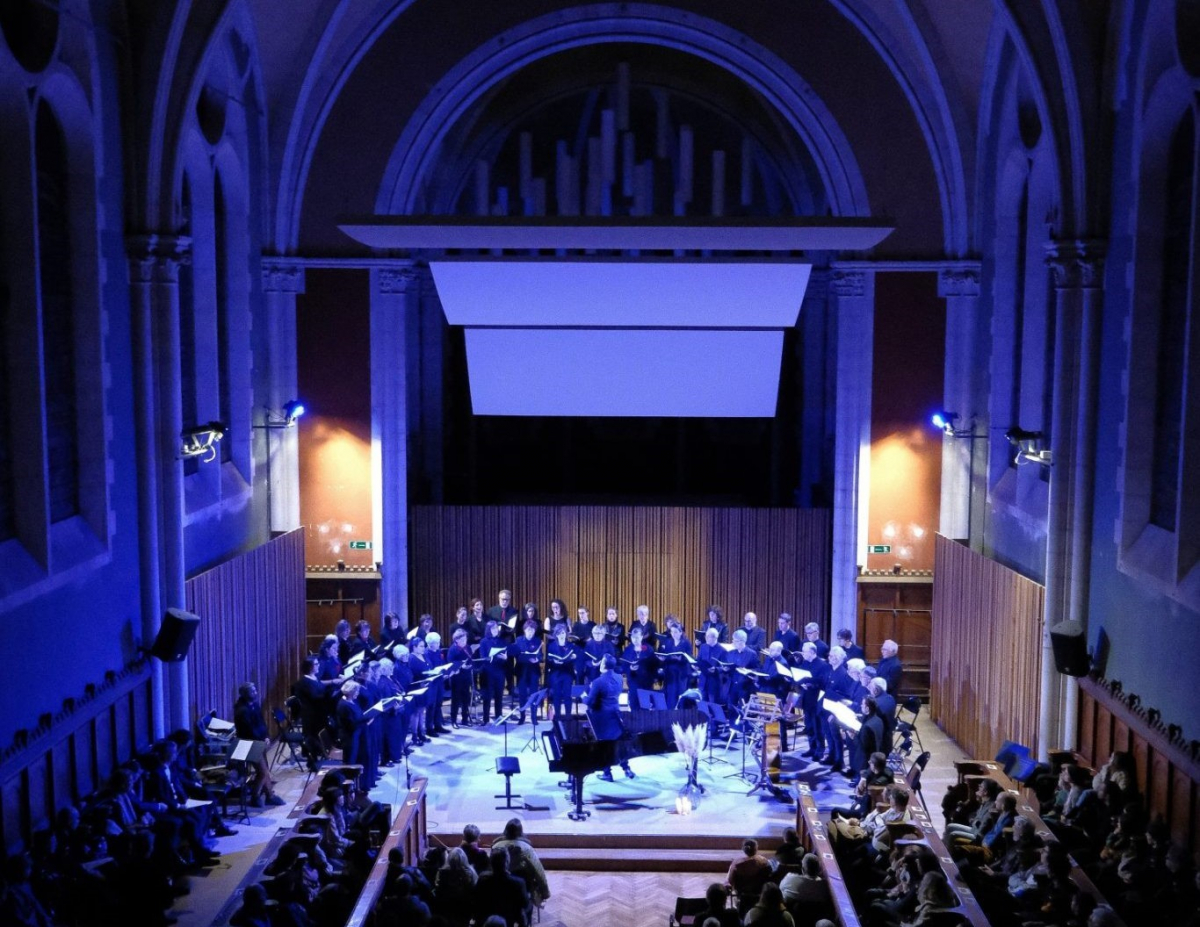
<box><xmin>585</xmin><ymin>655</ymin><xmax>636</xmax><ymax>781</ymax></box>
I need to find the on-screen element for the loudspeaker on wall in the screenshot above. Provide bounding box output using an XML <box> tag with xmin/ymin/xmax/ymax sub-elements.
<box><xmin>1049</xmin><ymin>620</ymin><xmax>1089</xmax><ymax>677</ymax></box>
<box><xmin>150</xmin><ymin>608</ymin><xmax>201</xmax><ymax>662</ymax></box>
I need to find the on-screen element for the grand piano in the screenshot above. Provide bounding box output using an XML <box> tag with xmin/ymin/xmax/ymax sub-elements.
<box><xmin>543</xmin><ymin>708</ymin><xmax>703</xmax><ymax>820</ymax></box>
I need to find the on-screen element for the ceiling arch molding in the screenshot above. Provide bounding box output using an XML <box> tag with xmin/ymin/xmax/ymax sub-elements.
<box><xmin>373</xmin><ymin>3</ymin><xmax>871</xmax><ymax>222</ymax></box>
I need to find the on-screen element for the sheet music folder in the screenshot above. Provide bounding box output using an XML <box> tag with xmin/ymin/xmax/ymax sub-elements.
<box><xmin>231</xmin><ymin>739</ymin><xmax>267</xmax><ymax>763</ymax></box>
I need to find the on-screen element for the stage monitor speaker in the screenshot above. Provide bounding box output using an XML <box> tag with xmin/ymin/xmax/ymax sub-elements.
<box><xmin>151</xmin><ymin>608</ymin><xmax>201</xmax><ymax>662</ymax></box>
<box><xmin>1049</xmin><ymin>620</ymin><xmax>1089</xmax><ymax>677</ymax></box>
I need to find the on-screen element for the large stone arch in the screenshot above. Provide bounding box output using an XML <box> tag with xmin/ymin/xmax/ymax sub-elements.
<box><xmin>374</xmin><ymin>4</ymin><xmax>870</xmax><ymax>220</ymax></box>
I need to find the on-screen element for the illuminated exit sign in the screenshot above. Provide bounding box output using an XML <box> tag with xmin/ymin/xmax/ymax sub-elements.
<box><xmin>348</xmin><ymin>540</ymin><xmax>372</xmax><ymax>550</ymax></box>
<box><xmin>867</xmin><ymin>544</ymin><xmax>892</xmax><ymax>554</ymax></box>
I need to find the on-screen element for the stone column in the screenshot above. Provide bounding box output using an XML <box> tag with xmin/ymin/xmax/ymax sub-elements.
<box><xmin>370</xmin><ymin>265</ymin><xmax>416</xmax><ymax>625</ymax></box>
<box><xmin>937</xmin><ymin>265</ymin><xmax>983</xmax><ymax>542</ymax></box>
<box><xmin>798</xmin><ymin>269</ymin><xmax>830</xmax><ymax>507</ymax></box>
<box><xmin>128</xmin><ymin>234</ymin><xmax>191</xmax><ymax>735</ymax></box>
<box><xmin>1040</xmin><ymin>241</ymin><xmax>1105</xmax><ymax>756</ymax></box>
<box><xmin>829</xmin><ymin>267</ymin><xmax>875</xmax><ymax>632</ymax></box>
<box><xmin>261</xmin><ymin>260</ymin><xmax>306</xmax><ymax>532</ymax></box>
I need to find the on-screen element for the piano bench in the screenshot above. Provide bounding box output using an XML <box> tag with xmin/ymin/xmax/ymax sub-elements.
<box><xmin>495</xmin><ymin>756</ymin><xmax>522</xmax><ymax>810</ymax></box>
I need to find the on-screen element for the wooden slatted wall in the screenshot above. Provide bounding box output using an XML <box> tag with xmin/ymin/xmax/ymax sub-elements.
<box><xmin>409</xmin><ymin>506</ymin><xmax>831</xmax><ymax>638</ymax></box>
<box><xmin>186</xmin><ymin>528</ymin><xmax>306</xmax><ymax>726</ymax></box>
<box><xmin>931</xmin><ymin>534</ymin><xmax>1044</xmax><ymax>760</ymax></box>
<box><xmin>1077</xmin><ymin>676</ymin><xmax>1200</xmax><ymax>856</ymax></box>
<box><xmin>0</xmin><ymin>664</ymin><xmax>153</xmax><ymax>854</ymax></box>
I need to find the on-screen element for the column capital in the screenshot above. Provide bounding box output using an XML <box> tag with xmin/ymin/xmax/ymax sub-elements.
<box><xmin>261</xmin><ymin>258</ymin><xmax>306</xmax><ymax>294</ymax></box>
<box><xmin>937</xmin><ymin>264</ymin><xmax>981</xmax><ymax>298</ymax></box>
<box><xmin>1045</xmin><ymin>240</ymin><xmax>1106</xmax><ymax>289</ymax></box>
<box><xmin>803</xmin><ymin>268</ymin><xmax>830</xmax><ymax>301</ymax></box>
<box><xmin>376</xmin><ymin>265</ymin><xmax>420</xmax><ymax>295</ymax></box>
<box><xmin>126</xmin><ymin>234</ymin><xmax>191</xmax><ymax>284</ymax></box>
<box><xmin>829</xmin><ymin>268</ymin><xmax>868</xmax><ymax>298</ymax></box>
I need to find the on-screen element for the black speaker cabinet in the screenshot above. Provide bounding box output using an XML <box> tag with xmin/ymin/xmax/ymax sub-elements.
<box><xmin>1049</xmin><ymin>620</ymin><xmax>1089</xmax><ymax>677</ymax></box>
<box><xmin>151</xmin><ymin>608</ymin><xmax>201</xmax><ymax>662</ymax></box>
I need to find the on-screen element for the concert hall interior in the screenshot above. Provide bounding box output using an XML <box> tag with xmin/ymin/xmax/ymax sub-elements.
<box><xmin>1</xmin><ymin>2</ymin><xmax>1199</xmax><ymax>925</ymax></box>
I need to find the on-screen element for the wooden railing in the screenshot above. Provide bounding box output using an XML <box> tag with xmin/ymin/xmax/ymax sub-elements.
<box><xmin>1077</xmin><ymin>675</ymin><xmax>1200</xmax><ymax>856</ymax></box>
<box><xmin>345</xmin><ymin>777</ymin><xmax>429</xmax><ymax>927</ymax></box>
<box><xmin>795</xmin><ymin>785</ymin><xmax>860</xmax><ymax>927</ymax></box>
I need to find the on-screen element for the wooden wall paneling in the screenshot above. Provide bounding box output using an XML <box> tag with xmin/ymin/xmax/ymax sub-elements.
<box><xmin>408</xmin><ymin>506</ymin><xmax>831</xmax><ymax>644</ymax></box>
<box><xmin>186</xmin><ymin>529</ymin><xmax>306</xmax><ymax>726</ymax></box>
<box><xmin>931</xmin><ymin>535</ymin><xmax>1043</xmax><ymax>760</ymax></box>
<box><xmin>72</xmin><ymin>726</ymin><xmax>93</xmax><ymax>802</ymax></box>
<box><xmin>1148</xmin><ymin>750</ymin><xmax>1170</xmax><ymax>827</ymax></box>
<box><xmin>1079</xmin><ymin>689</ymin><xmax>1096</xmax><ymax>767</ymax></box>
<box><xmin>1096</xmin><ymin>710</ymin><xmax>1112</xmax><ymax>765</ymax></box>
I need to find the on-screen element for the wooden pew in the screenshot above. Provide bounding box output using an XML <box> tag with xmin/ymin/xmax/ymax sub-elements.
<box><xmin>288</xmin><ymin>764</ymin><xmax>364</xmax><ymax>818</ymax></box>
<box><xmin>795</xmin><ymin>784</ymin><xmax>861</xmax><ymax>927</ymax></box>
<box><xmin>344</xmin><ymin>777</ymin><xmax>429</xmax><ymax>927</ymax></box>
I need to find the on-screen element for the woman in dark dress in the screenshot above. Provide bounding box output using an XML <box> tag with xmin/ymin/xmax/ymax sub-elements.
<box><xmin>512</xmin><ymin>620</ymin><xmax>544</xmax><ymax>723</ymax></box>
<box><xmin>659</xmin><ymin>617</ymin><xmax>694</xmax><ymax>710</ymax></box>
<box><xmin>446</xmin><ymin>628</ymin><xmax>475</xmax><ymax>727</ymax></box>
<box><xmin>545</xmin><ymin>623</ymin><xmax>577</xmax><ymax>720</ymax></box>
<box><xmin>621</xmin><ymin>625</ymin><xmax>659</xmax><ymax>710</ymax></box>
<box><xmin>336</xmin><ymin>680</ymin><xmax>368</xmax><ymax>772</ymax></box>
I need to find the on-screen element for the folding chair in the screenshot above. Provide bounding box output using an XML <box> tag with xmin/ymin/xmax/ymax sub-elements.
<box><xmin>668</xmin><ymin>896</ymin><xmax>709</xmax><ymax>927</ymax></box>
<box><xmin>271</xmin><ymin>701</ymin><xmax>307</xmax><ymax>771</ymax></box>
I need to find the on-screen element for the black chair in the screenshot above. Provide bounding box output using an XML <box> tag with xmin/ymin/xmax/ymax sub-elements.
<box><xmin>668</xmin><ymin>896</ymin><xmax>709</xmax><ymax>927</ymax></box>
<box><xmin>271</xmin><ymin>700</ymin><xmax>307</xmax><ymax>771</ymax></box>
<box><xmin>892</xmin><ymin>696</ymin><xmax>924</xmax><ymax>760</ymax></box>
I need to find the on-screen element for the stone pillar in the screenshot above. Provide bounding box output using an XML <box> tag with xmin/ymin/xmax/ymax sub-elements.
<box><xmin>128</xmin><ymin>234</ymin><xmax>191</xmax><ymax>735</ymax></box>
<box><xmin>798</xmin><ymin>269</ymin><xmax>830</xmax><ymax>507</ymax></box>
<box><xmin>370</xmin><ymin>265</ymin><xmax>416</xmax><ymax>625</ymax></box>
<box><xmin>1041</xmin><ymin>241</ymin><xmax>1105</xmax><ymax>756</ymax></box>
<box><xmin>829</xmin><ymin>267</ymin><xmax>875</xmax><ymax>632</ymax></box>
<box><xmin>417</xmin><ymin>268</ymin><xmax>444</xmax><ymax>503</ymax></box>
<box><xmin>937</xmin><ymin>265</ymin><xmax>983</xmax><ymax>542</ymax></box>
<box><xmin>261</xmin><ymin>260</ymin><xmax>306</xmax><ymax>532</ymax></box>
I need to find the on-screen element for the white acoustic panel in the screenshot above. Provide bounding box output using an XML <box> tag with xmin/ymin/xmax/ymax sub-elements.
<box><xmin>432</xmin><ymin>261</ymin><xmax>810</xmax><ymax>327</ymax></box>
<box><xmin>464</xmin><ymin>328</ymin><xmax>784</xmax><ymax>417</ymax></box>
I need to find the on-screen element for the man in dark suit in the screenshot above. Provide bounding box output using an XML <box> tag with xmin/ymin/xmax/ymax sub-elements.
<box><xmin>852</xmin><ymin>696</ymin><xmax>885</xmax><ymax>778</ymax></box>
<box><xmin>797</xmin><ymin>642</ymin><xmax>830</xmax><ymax>759</ymax></box>
<box><xmin>585</xmin><ymin>655</ymin><xmax>634</xmax><ymax>779</ymax></box>
<box><xmin>774</xmin><ymin>613</ymin><xmax>801</xmax><ymax>653</ymax></box>
<box><xmin>876</xmin><ymin>639</ymin><xmax>903</xmax><ymax>694</ymax></box>
<box><xmin>486</xmin><ymin>589</ymin><xmax>519</xmax><ymax>628</ymax></box>
<box><xmin>474</xmin><ymin>846</ymin><xmax>530</xmax><ymax>927</ymax></box>
<box><xmin>740</xmin><ymin>612</ymin><xmax>768</xmax><ymax>652</ymax></box>
<box><xmin>869</xmin><ymin>677</ymin><xmax>897</xmax><ymax>751</ymax></box>
<box><xmin>836</xmin><ymin>628</ymin><xmax>865</xmax><ymax>661</ymax></box>
<box><xmin>803</xmin><ymin>622</ymin><xmax>830</xmax><ymax>659</ymax></box>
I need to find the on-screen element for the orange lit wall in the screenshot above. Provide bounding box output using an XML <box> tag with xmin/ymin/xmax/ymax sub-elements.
<box><xmin>866</xmin><ymin>272</ymin><xmax>945</xmax><ymax>572</ymax></box>
<box><xmin>297</xmin><ymin>269</ymin><xmax>375</xmax><ymax>568</ymax></box>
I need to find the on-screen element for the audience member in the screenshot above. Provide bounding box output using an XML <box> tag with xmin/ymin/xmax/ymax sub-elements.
<box><xmin>726</xmin><ymin>838</ymin><xmax>773</xmax><ymax>916</ymax></box>
<box><xmin>474</xmin><ymin>847</ymin><xmax>529</xmax><ymax>927</ymax></box>
<box><xmin>743</xmin><ymin>881</ymin><xmax>794</xmax><ymax>926</ymax></box>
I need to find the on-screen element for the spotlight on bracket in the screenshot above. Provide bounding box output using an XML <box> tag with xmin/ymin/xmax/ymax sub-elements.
<box><xmin>1005</xmin><ymin>427</ymin><xmax>1053</xmax><ymax>466</ymax></box>
<box><xmin>180</xmin><ymin>422</ymin><xmax>227</xmax><ymax>462</ymax></box>
<box><xmin>930</xmin><ymin>410</ymin><xmax>982</xmax><ymax>439</ymax></box>
<box><xmin>254</xmin><ymin>399</ymin><xmax>307</xmax><ymax>430</ymax></box>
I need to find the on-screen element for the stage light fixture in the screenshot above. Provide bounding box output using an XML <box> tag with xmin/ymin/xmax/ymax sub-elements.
<box><xmin>1005</xmin><ymin>427</ymin><xmax>1053</xmax><ymax>466</ymax></box>
<box><xmin>254</xmin><ymin>399</ymin><xmax>308</xmax><ymax>430</ymax></box>
<box><xmin>180</xmin><ymin>422</ymin><xmax>227</xmax><ymax>462</ymax></box>
<box><xmin>930</xmin><ymin>410</ymin><xmax>983</xmax><ymax>439</ymax></box>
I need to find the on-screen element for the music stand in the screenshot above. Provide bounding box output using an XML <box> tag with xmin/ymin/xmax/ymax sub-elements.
<box><xmin>570</xmin><ymin>684</ymin><xmax>587</xmax><ymax>716</ymax></box>
<box><xmin>520</xmin><ymin>689</ymin><xmax>549</xmax><ymax>756</ymax></box>
<box><xmin>493</xmin><ymin>703</ymin><xmax>523</xmax><ymax>758</ymax></box>
<box><xmin>636</xmin><ymin>689</ymin><xmax>667</xmax><ymax>711</ymax></box>
<box><xmin>697</xmin><ymin>702</ymin><xmax>730</xmax><ymax>768</ymax></box>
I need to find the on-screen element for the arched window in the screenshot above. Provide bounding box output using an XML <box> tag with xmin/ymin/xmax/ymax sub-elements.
<box><xmin>1149</xmin><ymin>111</ymin><xmax>1194</xmax><ymax>531</ymax></box>
<box><xmin>35</xmin><ymin>103</ymin><xmax>78</xmax><ymax>523</ymax></box>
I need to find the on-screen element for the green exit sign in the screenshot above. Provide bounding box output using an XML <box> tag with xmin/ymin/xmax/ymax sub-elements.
<box><xmin>348</xmin><ymin>540</ymin><xmax>372</xmax><ymax>550</ymax></box>
<box><xmin>867</xmin><ymin>544</ymin><xmax>892</xmax><ymax>554</ymax></box>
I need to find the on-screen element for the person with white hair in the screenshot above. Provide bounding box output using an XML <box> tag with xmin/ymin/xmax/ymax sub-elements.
<box><xmin>803</xmin><ymin>622</ymin><xmax>830</xmax><ymax>659</ymax></box>
<box><xmin>876</xmin><ymin>639</ymin><xmax>903</xmax><ymax>694</ymax></box>
<box><xmin>868</xmin><ymin>676</ymin><xmax>897</xmax><ymax>747</ymax></box>
<box><xmin>741</xmin><ymin>612</ymin><xmax>767</xmax><ymax>651</ymax></box>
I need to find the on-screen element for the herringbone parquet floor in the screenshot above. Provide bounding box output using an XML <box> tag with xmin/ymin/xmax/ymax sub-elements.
<box><xmin>538</xmin><ymin>870</ymin><xmax>718</xmax><ymax>927</ymax></box>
